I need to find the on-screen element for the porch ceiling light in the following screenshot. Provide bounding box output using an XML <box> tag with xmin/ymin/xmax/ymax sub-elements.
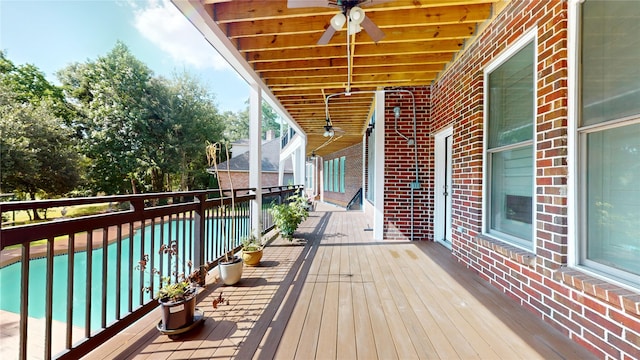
<box><xmin>323</xmin><ymin>118</ymin><xmax>334</xmax><ymax>137</ymax></box>
<box><xmin>348</xmin><ymin>6</ymin><xmax>365</xmax><ymax>34</ymax></box>
<box><xmin>330</xmin><ymin>13</ymin><xmax>346</xmax><ymax>31</ymax></box>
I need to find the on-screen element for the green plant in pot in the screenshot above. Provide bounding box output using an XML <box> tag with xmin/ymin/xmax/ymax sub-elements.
<box><xmin>269</xmin><ymin>193</ymin><xmax>309</xmax><ymax>241</ymax></box>
<box><xmin>137</xmin><ymin>240</ymin><xmax>198</xmax><ymax>332</ymax></box>
<box><xmin>241</xmin><ymin>233</ymin><xmax>263</xmax><ymax>266</ymax></box>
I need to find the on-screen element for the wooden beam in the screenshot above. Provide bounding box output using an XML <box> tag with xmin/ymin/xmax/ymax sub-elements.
<box><xmin>237</xmin><ymin>23</ymin><xmax>476</xmax><ymax>52</ymax></box>
<box><xmin>247</xmin><ymin>40</ymin><xmax>463</xmax><ymax>62</ymax></box>
<box><xmin>265</xmin><ymin>72</ymin><xmax>438</xmax><ymax>87</ymax></box>
<box><xmin>253</xmin><ymin>53</ymin><xmax>453</xmax><ymax>71</ymax></box>
<box><xmin>262</xmin><ymin>66</ymin><xmax>442</xmax><ymax>81</ymax></box>
<box><xmin>213</xmin><ymin>0</ymin><xmax>496</xmax><ymax>23</ymax></box>
<box><xmin>225</xmin><ymin>4</ymin><xmax>493</xmax><ymax>38</ymax></box>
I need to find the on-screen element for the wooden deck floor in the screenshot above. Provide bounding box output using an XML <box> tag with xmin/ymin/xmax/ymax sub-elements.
<box><xmin>87</xmin><ymin>203</ymin><xmax>595</xmax><ymax>360</ymax></box>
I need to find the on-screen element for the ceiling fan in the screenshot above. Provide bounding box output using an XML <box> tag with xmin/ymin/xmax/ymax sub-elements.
<box><xmin>288</xmin><ymin>0</ymin><xmax>386</xmax><ymax>45</ymax></box>
<box><xmin>308</xmin><ymin>118</ymin><xmax>344</xmax><ymax>138</ymax></box>
<box><xmin>310</xmin><ymin>119</ymin><xmax>346</xmax><ymax>153</ymax></box>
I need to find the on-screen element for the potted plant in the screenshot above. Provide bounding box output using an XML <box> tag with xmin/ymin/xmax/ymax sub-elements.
<box><xmin>207</xmin><ymin>141</ymin><xmax>243</xmax><ymax>285</ymax></box>
<box><xmin>241</xmin><ymin>233</ymin><xmax>263</xmax><ymax>266</ymax></box>
<box><xmin>137</xmin><ymin>240</ymin><xmax>199</xmax><ymax>332</ymax></box>
<box><xmin>269</xmin><ymin>193</ymin><xmax>309</xmax><ymax>241</ymax></box>
<box><xmin>218</xmin><ymin>254</ymin><xmax>243</xmax><ymax>285</ymax></box>
<box><xmin>156</xmin><ymin>279</ymin><xmax>197</xmax><ymax>331</ymax></box>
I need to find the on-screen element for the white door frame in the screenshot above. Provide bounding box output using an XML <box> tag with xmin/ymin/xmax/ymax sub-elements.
<box><xmin>434</xmin><ymin>126</ymin><xmax>453</xmax><ymax>249</ymax></box>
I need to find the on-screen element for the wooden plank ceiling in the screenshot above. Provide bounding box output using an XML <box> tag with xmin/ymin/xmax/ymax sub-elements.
<box><xmin>201</xmin><ymin>0</ymin><xmax>498</xmax><ymax>156</ymax></box>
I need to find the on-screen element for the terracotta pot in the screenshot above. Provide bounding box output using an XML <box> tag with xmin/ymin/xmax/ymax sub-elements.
<box><xmin>242</xmin><ymin>249</ymin><xmax>263</xmax><ymax>266</ymax></box>
<box><xmin>158</xmin><ymin>288</ymin><xmax>197</xmax><ymax>331</ymax></box>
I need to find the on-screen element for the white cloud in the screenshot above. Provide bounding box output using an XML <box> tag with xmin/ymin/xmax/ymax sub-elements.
<box><xmin>131</xmin><ymin>0</ymin><xmax>230</xmax><ymax>70</ymax></box>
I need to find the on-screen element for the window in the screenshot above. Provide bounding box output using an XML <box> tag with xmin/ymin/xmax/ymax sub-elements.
<box><xmin>328</xmin><ymin>159</ymin><xmax>333</xmax><ymax>192</ymax></box>
<box><xmin>340</xmin><ymin>156</ymin><xmax>346</xmax><ymax>193</ymax></box>
<box><xmin>485</xmin><ymin>34</ymin><xmax>535</xmax><ymax>249</ymax></box>
<box><xmin>323</xmin><ymin>160</ymin><xmax>328</xmax><ymax>191</ymax></box>
<box><xmin>579</xmin><ymin>0</ymin><xmax>640</xmax><ymax>284</ymax></box>
<box><xmin>305</xmin><ymin>162</ymin><xmax>314</xmax><ymax>191</ymax></box>
<box><xmin>334</xmin><ymin>158</ymin><xmax>339</xmax><ymax>192</ymax></box>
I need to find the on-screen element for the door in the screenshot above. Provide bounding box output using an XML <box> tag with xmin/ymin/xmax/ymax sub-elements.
<box><xmin>434</xmin><ymin>127</ymin><xmax>453</xmax><ymax>249</ymax></box>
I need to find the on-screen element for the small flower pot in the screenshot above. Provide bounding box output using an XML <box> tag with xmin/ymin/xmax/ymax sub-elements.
<box><xmin>242</xmin><ymin>248</ymin><xmax>263</xmax><ymax>266</ymax></box>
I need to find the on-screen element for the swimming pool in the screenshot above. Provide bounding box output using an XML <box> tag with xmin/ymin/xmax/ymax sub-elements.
<box><xmin>0</xmin><ymin>217</ymin><xmax>245</xmax><ymax>332</ymax></box>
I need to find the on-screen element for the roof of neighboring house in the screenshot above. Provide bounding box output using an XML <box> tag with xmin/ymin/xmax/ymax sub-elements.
<box><xmin>210</xmin><ymin>137</ymin><xmax>293</xmax><ymax>173</ymax></box>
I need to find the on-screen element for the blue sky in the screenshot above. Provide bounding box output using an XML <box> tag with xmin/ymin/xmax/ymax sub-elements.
<box><xmin>0</xmin><ymin>0</ymin><xmax>249</xmax><ymax>113</ymax></box>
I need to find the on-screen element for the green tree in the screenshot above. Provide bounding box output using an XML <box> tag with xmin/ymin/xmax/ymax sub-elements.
<box><xmin>59</xmin><ymin>44</ymin><xmax>226</xmax><ymax>193</ymax></box>
<box><xmin>223</xmin><ymin>100</ymin><xmax>281</xmax><ymax>142</ymax></box>
<box><xmin>58</xmin><ymin>42</ymin><xmax>154</xmax><ymax>194</ymax></box>
<box><xmin>0</xmin><ymin>51</ymin><xmax>75</xmax><ymax>121</ymax></box>
<box><xmin>165</xmin><ymin>71</ymin><xmax>225</xmax><ymax>190</ymax></box>
<box><xmin>222</xmin><ymin>109</ymin><xmax>249</xmax><ymax>141</ymax></box>
<box><xmin>0</xmin><ymin>55</ymin><xmax>81</xmax><ymax>219</ymax></box>
<box><xmin>261</xmin><ymin>101</ymin><xmax>281</xmax><ymax>139</ymax></box>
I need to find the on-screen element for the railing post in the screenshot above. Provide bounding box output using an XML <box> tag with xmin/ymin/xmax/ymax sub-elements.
<box><xmin>194</xmin><ymin>194</ymin><xmax>206</xmax><ymax>271</ymax></box>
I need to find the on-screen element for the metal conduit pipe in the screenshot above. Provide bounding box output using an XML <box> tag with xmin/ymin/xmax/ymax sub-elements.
<box><xmin>387</xmin><ymin>89</ymin><xmax>419</xmax><ymax>241</ymax></box>
<box><xmin>325</xmin><ymin>89</ymin><xmax>420</xmax><ymax>240</ymax></box>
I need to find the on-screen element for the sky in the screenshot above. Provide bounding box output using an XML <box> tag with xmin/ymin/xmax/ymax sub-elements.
<box><xmin>0</xmin><ymin>0</ymin><xmax>249</xmax><ymax>113</ymax></box>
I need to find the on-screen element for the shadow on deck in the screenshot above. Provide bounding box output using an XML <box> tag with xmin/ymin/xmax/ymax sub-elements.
<box><xmin>87</xmin><ymin>203</ymin><xmax>595</xmax><ymax>360</ymax></box>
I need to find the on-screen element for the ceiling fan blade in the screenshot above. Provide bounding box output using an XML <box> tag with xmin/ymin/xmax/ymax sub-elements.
<box><xmin>317</xmin><ymin>26</ymin><xmax>338</xmax><ymax>45</ymax></box>
<box><xmin>361</xmin><ymin>15</ymin><xmax>385</xmax><ymax>43</ymax></box>
<box><xmin>287</xmin><ymin>0</ymin><xmax>332</xmax><ymax>8</ymax></box>
<box><xmin>358</xmin><ymin>0</ymin><xmax>394</xmax><ymax>7</ymax></box>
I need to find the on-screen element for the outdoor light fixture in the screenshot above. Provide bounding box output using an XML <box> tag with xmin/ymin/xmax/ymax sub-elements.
<box><xmin>348</xmin><ymin>6</ymin><xmax>365</xmax><ymax>34</ymax></box>
<box><xmin>394</xmin><ymin>106</ymin><xmax>401</xmax><ymax>119</ymax></box>
<box><xmin>323</xmin><ymin>118</ymin><xmax>335</xmax><ymax>137</ymax></box>
<box><xmin>330</xmin><ymin>13</ymin><xmax>346</xmax><ymax>31</ymax></box>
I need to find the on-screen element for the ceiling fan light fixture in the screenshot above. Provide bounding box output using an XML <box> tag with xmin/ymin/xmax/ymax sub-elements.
<box><xmin>349</xmin><ymin>6</ymin><xmax>365</xmax><ymax>25</ymax></box>
<box><xmin>330</xmin><ymin>13</ymin><xmax>346</xmax><ymax>30</ymax></box>
<box><xmin>324</xmin><ymin>118</ymin><xmax>335</xmax><ymax>137</ymax></box>
<box><xmin>348</xmin><ymin>22</ymin><xmax>362</xmax><ymax>35</ymax></box>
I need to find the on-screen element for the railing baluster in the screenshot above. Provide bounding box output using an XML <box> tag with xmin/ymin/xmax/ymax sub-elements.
<box><xmin>115</xmin><ymin>224</ymin><xmax>122</xmax><ymax>320</ymax></box>
<box><xmin>85</xmin><ymin>231</ymin><xmax>93</xmax><ymax>338</ymax></box>
<box><xmin>19</xmin><ymin>242</ymin><xmax>29</xmax><ymax>359</ymax></box>
<box><xmin>138</xmin><ymin>221</ymin><xmax>145</xmax><ymax>307</ymax></box>
<box><xmin>188</xmin><ymin>210</ymin><xmax>193</xmax><ymax>270</ymax></box>
<box><xmin>168</xmin><ymin>214</ymin><xmax>174</xmax><ymax>283</ymax></box>
<box><xmin>45</xmin><ymin>236</ymin><xmax>54</xmax><ymax>360</ymax></box>
<box><xmin>127</xmin><ymin>220</ymin><xmax>134</xmax><ymax>313</ymax></box>
<box><xmin>66</xmin><ymin>233</ymin><xmax>75</xmax><ymax>349</ymax></box>
<box><xmin>101</xmin><ymin>227</ymin><xmax>108</xmax><ymax>329</ymax></box>
<box><xmin>159</xmin><ymin>215</ymin><xmax>165</xmax><ymax>289</ymax></box>
<box><xmin>180</xmin><ymin>211</ymin><xmax>186</xmax><ymax>277</ymax></box>
<box><xmin>150</xmin><ymin>218</ymin><xmax>156</xmax><ymax>296</ymax></box>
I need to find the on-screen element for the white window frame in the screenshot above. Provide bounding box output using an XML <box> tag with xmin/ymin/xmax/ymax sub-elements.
<box><xmin>482</xmin><ymin>28</ymin><xmax>538</xmax><ymax>252</ymax></box>
<box><xmin>569</xmin><ymin>0</ymin><xmax>640</xmax><ymax>289</ymax></box>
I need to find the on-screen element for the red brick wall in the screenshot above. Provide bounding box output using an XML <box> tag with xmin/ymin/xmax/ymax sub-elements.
<box><xmin>218</xmin><ymin>171</ymin><xmax>291</xmax><ymax>190</ymax></box>
<box><xmin>382</xmin><ymin>87</ymin><xmax>433</xmax><ymax>241</ymax></box>
<box><xmin>322</xmin><ymin>143</ymin><xmax>362</xmax><ymax>207</ymax></box>
<box><xmin>417</xmin><ymin>0</ymin><xmax>640</xmax><ymax>358</ymax></box>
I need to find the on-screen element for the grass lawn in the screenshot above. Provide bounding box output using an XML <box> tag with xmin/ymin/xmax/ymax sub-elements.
<box><xmin>6</xmin><ymin>204</ymin><xmax>111</xmax><ymax>226</ymax></box>
<box><xmin>2</xmin><ymin>204</ymin><xmax>111</xmax><ymax>249</ymax></box>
